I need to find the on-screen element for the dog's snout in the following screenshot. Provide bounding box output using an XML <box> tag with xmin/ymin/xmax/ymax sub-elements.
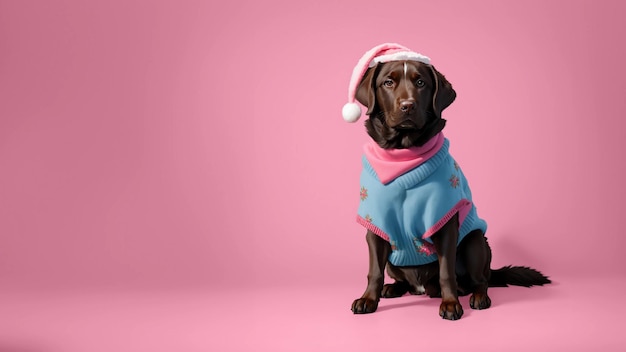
<box><xmin>400</xmin><ymin>100</ymin><xmax>416</xmax><ymax>114</ymax></box>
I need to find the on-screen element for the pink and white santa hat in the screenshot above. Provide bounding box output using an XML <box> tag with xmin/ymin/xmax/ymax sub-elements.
<box><xmin>342</xmin><ymin>43</ymin><xmax>431</xmax><ymax>123</ymax></box>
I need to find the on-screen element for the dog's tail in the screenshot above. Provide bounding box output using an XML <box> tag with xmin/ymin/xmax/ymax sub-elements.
<box><xmin>489</xmin><ymin>265</ymin><xmax>551</xmax><ymax>287</ymax></box>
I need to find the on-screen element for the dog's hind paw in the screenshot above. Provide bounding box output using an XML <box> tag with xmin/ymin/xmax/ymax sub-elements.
<box><xmin>351</xmin><ymin>297</ymin><xmax>379</xmax><ymax>314</ymax></box>
<box><xmin>381</xmin><ymin>282</ymin><xmax>410</xmax><ymax>298</ymax></box>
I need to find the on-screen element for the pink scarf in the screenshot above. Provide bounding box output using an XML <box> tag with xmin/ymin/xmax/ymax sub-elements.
<box><xmin>363</xmin><ymin>133</ymin><xmax>445</xmax><ymax>185</ymax></box>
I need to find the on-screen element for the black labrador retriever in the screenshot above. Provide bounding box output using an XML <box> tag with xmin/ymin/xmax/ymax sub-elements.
<box><xmin>350</xmin><ymin>59</ymin><xmax>550</xmax><ymax>320</ymax></box>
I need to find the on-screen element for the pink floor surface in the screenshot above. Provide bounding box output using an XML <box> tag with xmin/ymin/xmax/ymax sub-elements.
<box><xmin>2</xmin><ymin>275</ymin><xmax>624</xmax><ymax>352</ymax></box>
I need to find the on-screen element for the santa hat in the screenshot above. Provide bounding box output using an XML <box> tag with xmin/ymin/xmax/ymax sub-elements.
<box><xmin>342</xmin><ymin>43</ymin><xmax>431</xmax><ymax>123</ymax></box>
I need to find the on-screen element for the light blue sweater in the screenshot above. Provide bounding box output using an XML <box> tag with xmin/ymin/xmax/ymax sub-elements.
<box><xmin>356</xmin><ymin>139</ymin><xmax>487</xmax><ymax>266</ymax></box>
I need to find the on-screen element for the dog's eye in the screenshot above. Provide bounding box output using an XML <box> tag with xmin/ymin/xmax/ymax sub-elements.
<box><xmin>416</xmin><ymin>79</ymin><xmax>425</xmax><ymax>87</ymax></box>
<box><xmin>383</xmin><ymin>79</ymin><xmax>394</xmax><ymax>88</ymax></box>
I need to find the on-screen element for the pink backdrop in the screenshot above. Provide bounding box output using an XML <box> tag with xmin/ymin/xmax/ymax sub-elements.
<box><xmin>1</xmin><ymin>0</ymin><xmax>625</xmax><ymax>350</ymax></box>
<box><xmin>3</xmin><ymin>0</ymin><xmax>624</xmax><ymax>289</ymax></box>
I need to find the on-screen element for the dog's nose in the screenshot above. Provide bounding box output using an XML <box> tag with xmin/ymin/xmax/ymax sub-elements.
<box><xmin>400</xmin><ymin>100</ymin><xmax>416</xmax><ymax>114</ymax></box>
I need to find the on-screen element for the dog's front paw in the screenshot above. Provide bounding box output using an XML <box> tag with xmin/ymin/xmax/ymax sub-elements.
<box><xmin>351</xmin><ymin>297</ymin><xmax>379</xmax><ymax>314</ymax></box>
<box><xmin>469</xmin><ymin>293</ymin><xmax>491</xmax><ymax>310</ymax></box>
<box><xmin>439</xmin><ymin>299</ymin><xmax>464</xmax><ymax>320</ymax></box>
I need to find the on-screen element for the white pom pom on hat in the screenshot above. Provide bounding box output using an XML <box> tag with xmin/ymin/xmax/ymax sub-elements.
<box><xmin>342</xmin><ymin>102</ymin><xmax>362</xmax><ymax>123</ymax></box>
<box><xmin>342</xmin><ymin>43</ymin><xmax>431</xmax><ymax>123</ymax></box>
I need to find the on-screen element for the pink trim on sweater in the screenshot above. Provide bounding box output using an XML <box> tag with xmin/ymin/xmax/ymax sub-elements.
<box><xmin>357</xmin><ymin>199</ymin><xmax>472</xmax><ymax>243</ymax></box>
<box><xmin>356</xmin><ymin>215</ymin><xmax>390</xmax><ymax>242</ymax></box>
<box><xmin>421</xmin><ymin>199</ymin><xmax>473</xmax><ymax>239</ymax></box>
<box><xmin>363</xmin><ymin>133</ymin><xmax>445</xmax><ymax>184</ymax></box>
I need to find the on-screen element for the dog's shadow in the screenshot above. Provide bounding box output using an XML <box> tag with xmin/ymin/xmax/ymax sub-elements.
<box><xmin>375</xmin><ymin>280</ymin><xmax>557</xmax><ymax>315</ymax></box>
<box><xmin>375</xmin><ymin>294</ymin><xmax>439</xmax><ymax>313</ymax></box>
<box><xmin>487</xmin><ymin>279</ymin><xmax>558</xmax><ymax>307</ymax></box>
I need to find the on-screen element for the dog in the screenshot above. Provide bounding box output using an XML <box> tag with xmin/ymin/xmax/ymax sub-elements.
<box><xmin>343</xmin><ymin>44</ymin><xmax>550</xmax><ymax>320</ymax></box>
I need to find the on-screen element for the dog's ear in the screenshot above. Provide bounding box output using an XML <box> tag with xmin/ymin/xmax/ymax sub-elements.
<box><xmin>355</xmin><ymin>65</ymin><xmax>379</xmax><ymax>116</ymax></box>
<box><xmin>429</xmin><ymin>65</ymin><xmax>456</xmax><ymax>118</ymax></box>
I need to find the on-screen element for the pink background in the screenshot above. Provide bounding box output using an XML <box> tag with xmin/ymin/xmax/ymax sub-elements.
<box><xmin>1</xmin><ymin>0</ymin><xmax>625</xmax><ymax>351</ymax></box>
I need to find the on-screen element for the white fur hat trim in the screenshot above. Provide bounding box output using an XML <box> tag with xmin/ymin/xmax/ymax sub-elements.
<box><xmin>370</xmin><ymin>52</ymin><xmax>431</xmax><ymax>67</ymax></box>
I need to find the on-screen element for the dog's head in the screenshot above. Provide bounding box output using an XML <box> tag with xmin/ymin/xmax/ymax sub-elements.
<box><xmin>356</xmin><ymin>61</ymin><xmax>456</xmax><ymax>149</ymax></box>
